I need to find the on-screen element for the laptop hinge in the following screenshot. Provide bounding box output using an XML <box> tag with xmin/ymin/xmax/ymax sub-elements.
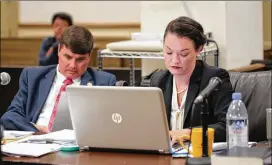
<box><xmin>80</xmin><ymin>146</ymin><xmax>90</xmax><ymax>151</ymax></box>
<box><xmin>159</xmin><ymin>150</ymin><xmax>170</xmax><ymax>154</ymax></box>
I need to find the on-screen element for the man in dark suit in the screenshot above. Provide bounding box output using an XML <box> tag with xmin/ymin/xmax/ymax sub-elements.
<box><xmin>39</xmin><ymin>12</ymin><xmax>73</xmax><ymax>66</ymax></box>
<box><xmin>1</xmin><ymin>25</ymin><xmax>116</xmax><ymax>133</ymax></box>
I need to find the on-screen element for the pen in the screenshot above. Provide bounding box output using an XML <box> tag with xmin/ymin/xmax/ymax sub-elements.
<box><xmin>18</xmin><ymin>139</ymin><xmax>53</xmax><ymax>144</ymax></box>
<box><xmin>9</xmin><ymin>133</ymin><xmax>27</xmax><ymax>139</ymax></box>
<box><xmin>21</xmin><ymin>139</ymin><xmax>76</xmax><ymax>145</ymax></box>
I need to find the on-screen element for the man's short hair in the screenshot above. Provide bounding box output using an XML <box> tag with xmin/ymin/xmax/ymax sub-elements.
<box><xmin>59</xmin><ymin>25</ymin><xmax>94</xmax><ymax>55</ymax></box>
<box><xmin>52</xmin><ymin>12</ymin><xmax>73</xmax><ymax>26</ymax></box>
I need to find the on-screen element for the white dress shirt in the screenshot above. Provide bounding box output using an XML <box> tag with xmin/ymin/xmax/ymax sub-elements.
<box><xmin>171</xmin><ymin>77</ymin><xmax>188</xmax><ymax>130</ymax></box>
<box><xmin>36</xmin><ymin>65</ymin><xmax>81</xmax><ymax>127</ymax></box>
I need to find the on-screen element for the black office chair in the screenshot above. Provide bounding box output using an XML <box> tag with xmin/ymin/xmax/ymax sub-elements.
<box><xmin>229</xmin><ymin>71</ymin><xmax>272</xmax><ymax>142</ymax></box>
<box><xmin>138</xmin><ymin>69</ymin><xmax>272</xmax><ymax>142</ymax></box>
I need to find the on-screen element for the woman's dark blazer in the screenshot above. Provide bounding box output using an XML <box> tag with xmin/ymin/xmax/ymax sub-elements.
<box><xmin>150</xmin><ymin>60</ymin><xmax>234</xmax><ymax>142</ymax></box>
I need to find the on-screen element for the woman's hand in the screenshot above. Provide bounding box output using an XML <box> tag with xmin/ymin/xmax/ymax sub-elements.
<box><xmin>169</xmin><ymin>129</ymin><xmax>191</xmax><ymax>145</ymax></box>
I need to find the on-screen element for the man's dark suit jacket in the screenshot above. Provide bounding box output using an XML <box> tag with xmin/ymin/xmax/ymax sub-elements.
<box><xmin>39</xmin><ymin>37</ymin><xmax>59</xmax><ymax>66</ymax></box>
<box><xmin>150</xmin><ymin>60</ymin><xmax>233</xmax><ymax>142</ymax></box>
<box><xmin>1</xmin><ymin>65</ymin><xmax>116</xmax><ymax>132</ymax></box>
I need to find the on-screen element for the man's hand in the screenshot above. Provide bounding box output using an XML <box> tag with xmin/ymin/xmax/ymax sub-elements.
<box><xmin>169</xmin><ymin>129</ymin><xmax>191</xmax><ymax>145</ymax></box>
<box><xmin>34</xmin><ymin>125</ymin><xmax>50</xmax><ymax>133</ymax></box>
<box><xmin>45</xmin><ymin>47</ymin><xmax>54</xmax><ymax>57</ymax></box>
<box><xmin>45</xmin><ymin>42</ymin><xmax>59</xmax><ymax>57</ymax></box>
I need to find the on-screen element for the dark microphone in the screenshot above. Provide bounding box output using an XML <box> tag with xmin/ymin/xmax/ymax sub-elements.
<box><xmin>0</xmin><ymin>72</ymin><xmax>11</xmax><ymax>85</ymax></box>
<box><xmin>184</xmin><ymin>77</ymin><xmax>222</xmax><ymax>165</ymax></box>
<box><xmin>194</xmin><ymin>77</ymin><xmax>222</xmax><ymax>104</ymax></box>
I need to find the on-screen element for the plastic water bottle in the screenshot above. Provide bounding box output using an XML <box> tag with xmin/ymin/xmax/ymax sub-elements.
<box><xmin>226</xmin><ymin>93</ymin><xmax>248</xmax><ymax>149</ymax></box>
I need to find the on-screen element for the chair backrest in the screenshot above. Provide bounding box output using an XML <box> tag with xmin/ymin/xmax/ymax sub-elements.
<box><xmin>137</xmin><ymin>70</ymin><xmax>272</xmax><ymax>142</ymax></box>
<box><xmin>229</xmin><ymin>71</ymin><xmax>272</xmax><ymax>142</ymax></box>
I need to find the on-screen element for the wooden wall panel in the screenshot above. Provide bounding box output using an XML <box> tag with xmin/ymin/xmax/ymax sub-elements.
<box><xmin>1</xmin><ymin>1</ymin><xmax>19</xmax><ymax>37</ymax></box>
<box><xmin>1</xmin><ymin>23</ymin><xmax>142</xmax><ymax>68</ymax></box>
<box><xmin>263</xmin><ymin>1</ymin><xmax>272</xmax><ymax>50</ymax></box>
<box><xmin>1</xmin><ymin>38</ymin><xmax>42</xmax><ymax>66</ymax></box>
<box><xmin>0</xmin><ymin>36</ymin><xmax>142</xmax><ymax>68</ymax></box>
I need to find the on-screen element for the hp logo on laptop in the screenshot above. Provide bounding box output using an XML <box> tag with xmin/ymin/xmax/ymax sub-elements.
<box><xmin>112</xmin><ymin>113</ymin><xmax>122</xmax><ymax>123</ymax></box>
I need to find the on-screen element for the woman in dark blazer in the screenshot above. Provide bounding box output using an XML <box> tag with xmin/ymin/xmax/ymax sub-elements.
<box><xmin>150</xmin><ymin>16</ymin><xmax>233</xmax><ymax>143</ymax></box>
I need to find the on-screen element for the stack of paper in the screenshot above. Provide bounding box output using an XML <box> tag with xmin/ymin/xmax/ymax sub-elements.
<box><xmin>18</xmin><ymin>129</ymin><xmax>76</xmax><ymax>145</ymax></box>
<box><xmin>2</xmin><ymin>131</ymin><xmax>34</xmax><ymax>144</ymax></box>
<box><xmin>2</xmin><ymin>143</ymin><xmax>60</xmax><ymax>157</ymax></box>
<box><xmin>211</xmin><ymin>156</ymin><xmax>263</xmax><ymax>165</ymax></box>
<box><xmin>3</xmin><ymin>130</ymin><xmax>34</xmax><ymax>139</ymax></box>
<box><xmin>30</xmin><ymin>129</ymin><xmax>74</xmax><ymax>141</ymax></box>
<box><xmin>212</xmin><ymin>142</ymin><xmax>257</xmax><ymax>153</ymax></box>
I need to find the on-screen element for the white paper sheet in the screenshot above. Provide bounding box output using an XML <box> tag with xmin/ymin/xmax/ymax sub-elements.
<box><xmin>2</xmin><ymin>143</ymin><xmax>60</xmax><ymax>157</ymax></box>
<box><xmin>24</xmin><ymin>129</ymin><xmax>75</xmax><ymax>141</ymax></box>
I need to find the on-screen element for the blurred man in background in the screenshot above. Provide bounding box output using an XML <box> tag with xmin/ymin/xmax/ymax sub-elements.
<box><xmin>39</xmin><ymin>12</ymin><xmax>73</xmax><ymax>66</ymax></box>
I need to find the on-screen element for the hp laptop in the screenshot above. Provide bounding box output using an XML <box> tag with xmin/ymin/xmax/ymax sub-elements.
<box><xmin>66</xmin><ymin>86</ymin><xmax>173</xmax><ymax>154</ymax></box>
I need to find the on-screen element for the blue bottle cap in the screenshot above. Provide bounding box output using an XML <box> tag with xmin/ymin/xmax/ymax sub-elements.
<box><xmin>232</xmin><ymin>93</ymin><xmax>242</xmax><ymax>100</ymax></box>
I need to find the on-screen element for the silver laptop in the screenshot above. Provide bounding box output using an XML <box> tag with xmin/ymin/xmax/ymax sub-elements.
<box><xmin>51</xmin><ymin>92</ymin><xmax>73</xmax><ymax>132</ymax></box>
<box><xmin>66</xmin><ymin>86</ymin><xmax>172</xmax><ymax>154</ymax></box>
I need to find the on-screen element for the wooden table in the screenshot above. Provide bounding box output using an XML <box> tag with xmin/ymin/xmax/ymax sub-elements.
<box><xmin>3</xmin><ymin>151</ymin><xmax>185</xmax><ymax>165</ymax></box>
<box><xmin>3</xmin><ymin>143</ymin><xmax>271</xmax><ymax>165</ymax></box>
<box><xmin>3</xmin><ymin>142</ymin><xmax>271</xmax><ymax>165</ymax></box>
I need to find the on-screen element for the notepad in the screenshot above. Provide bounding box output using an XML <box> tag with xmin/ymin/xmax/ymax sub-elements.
<box><xmin>21</xmin><ymin>129</ymin><xmax>75</xmax><ymax>142</ymax></box>
<box><xmin>17</xmin><ymin>129</ymin><xmax>76</xmax><ymax>146</ymax></box>
<box><xmin>172</xmin><ymin>142</ymin><xmax>257</xmax><ymax>158</ymax></box>
<box><xmin>211</xmin><ymin>156</ymin><xmax>263</xmax><ymax>165</ymax></box>
<box><xmin>216</xmin><ymin>146</ymin><xmax>272</xmax><ymax>159</ymax></box>
<box><xmin>212</xmin><ymin>142</ymin><xmax>257</xmax><ymax>151</ymax></box>
<box><xmin>3</xmin><ymin>130</ymin><xmax>34</xmax><ymax>140</ymax></box>
<box><xmin>2</xmin><ymin>143</ymin><xmax>60</xmax><ymax>157</ymax></box>
<box><xmin>2</xmin><ymin>130</ymin><xmax>34</xmax><ymax>144</ymax></box>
